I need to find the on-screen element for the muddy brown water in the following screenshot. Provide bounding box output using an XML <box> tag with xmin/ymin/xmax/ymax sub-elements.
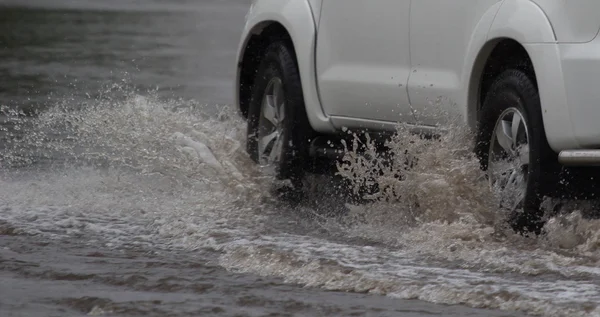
<box><xmin>1</xmin><ymin>1</ymin><xmax>599</xmax><ymax>316</ymax></box>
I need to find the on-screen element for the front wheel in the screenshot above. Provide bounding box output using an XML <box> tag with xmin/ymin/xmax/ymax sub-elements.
<box><xmin>246</xmin><ymin>41</ymin><xmax>313</xmax><ymax>190</ymax></box>
<box><xmin>477</xmin><ymin>70</ymin><xmax>560</xmax><ymax>233</ymax></box>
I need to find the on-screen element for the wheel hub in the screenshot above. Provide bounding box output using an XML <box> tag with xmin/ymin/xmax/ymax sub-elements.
<box><xmin>487</xmin><ymin>107</ymin><xmax>530</xmax><ymax>211</ymax></box>
<box><xmin>257</xmin><ymin>77</ymin><xmax>286</xmax><ymax>171</ymax></box>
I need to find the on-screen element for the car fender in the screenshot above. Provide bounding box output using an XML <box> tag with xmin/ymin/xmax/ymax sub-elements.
<box><xmin>459</xmin><ymin>1</ymin><xmax>553</xmax><ymax>128</ymax></box>
<box><xmin>487</xmin><ymin>0</ymin><xmax>556</xmax><ymax>44</ymax></box>
<box><xmin>487</xmin><ymin>0</ymin><xmax>577</xmax><ymax>150</ymax></box>
<box><xmin>458</xmin><ymin>0</ymin><xmax>577</xmax><ymax>150</ymax></box>
<box><xmin>235</xmin><ymin>0</ymin><xmax>335</xmax><ymax>133</ymax></box>
<box><xmin>523</xmin><ymin>42</ymin><xmax>580</xmax><ymax>150</ymax></box>
<box><xmin>458</xmin><ymin>2</ymin><xmax>504</xmax><ymax>131</ymax></box>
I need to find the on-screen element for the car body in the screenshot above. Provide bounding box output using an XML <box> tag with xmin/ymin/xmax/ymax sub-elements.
<box><xmin>234</xmin><ymin>0</ymin><xmax>600</xmax><ymax>231</ymax></box>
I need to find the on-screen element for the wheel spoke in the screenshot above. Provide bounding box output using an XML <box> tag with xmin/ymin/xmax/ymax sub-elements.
<box><xmin>511</xmin><ymin>114</ymin><xmax>522</xmax><ymax>148</ymax></box>
<box><xmin>259</xmin><ymin>130</ymin><xmax>278</xmax><ymax>156</ymax></box>
<box><xmin>507</xmin><ymin>169</ymin><xmax>521</xmax><ymax>187</ymax></box>
<box><xmin>487</xmin><ymin>107</ymin><xmax>531</xmax><ymax>213</ymax></box>
<box><xmin>273</xmin><ymin>80</ymin><xmax>286</xmax><ymax>123</ymax></box>
<box><xmin>268</xmin><ymin>138</ymin><xmax>282</xmax><ymax>162</ymax></box>
<box><xmin>273</xmin><ymin>79</ymin><xmax>283</xmax><ymax>107</ymax></box>
<box><xmin>518</xmin><ymin>144</ymin><xmax>530</xmax><ymax>167</ymax></box>
<box><xmin>278</xmin><ymin>102</ymin><xmax>286</xmax><ymax>122</ymax></box>
<box><xmin>263</xmin><ymin>95</ymin><xmax>278</xmax><ymax>125</ymax></box>
<box><xmin>490</xmin><ymin>160</ymin><xmax>514</xmax><ymax>178</ymax></box>
<box><xmin>256</xmin><ymin>77</ymin><xmax>287</xmax><ymax>169</ymax></box>
<box><xmin>495</xmin><ymin>120</ymin><xmax>513</xmax><ymax>153</ymax></box>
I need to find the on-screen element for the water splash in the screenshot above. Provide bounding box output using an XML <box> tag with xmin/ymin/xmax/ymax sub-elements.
<box><xmin>335</xmin><ymin>123</ymin><xmax>500</xmax><ymax>231</ymax></box>
<box><xmin>2</xmin><ymin>89</ymin><xmax>600</xmax><ymax>317</ymax></box>
<box><xmin>220</xmin><ymin>120</ymin><xmax>600</xmax><ymax>317</ymax></box>
<box><xmin>1</xmin><ymin>88</ymin><xmax>272</xmax><ymax>248</ymax></box>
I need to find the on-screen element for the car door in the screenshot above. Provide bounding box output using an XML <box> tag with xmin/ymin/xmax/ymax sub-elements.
<box><xmin>407</xmin><ymin>0</ymin><xmax>503</xmax><ymax>126</ymax></box>
<box><xmin>315</xmin><ymin>0</ymin><xmax>415</xmax><ymax>126</ymax></box>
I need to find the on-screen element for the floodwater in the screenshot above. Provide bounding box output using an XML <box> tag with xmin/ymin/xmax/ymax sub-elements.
<box><xmin>1</xmin><ymin>1</ymin><xmax>599</xmax><ymax>316</ymax></box>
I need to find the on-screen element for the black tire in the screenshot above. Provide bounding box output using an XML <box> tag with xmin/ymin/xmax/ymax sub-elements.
<box><xmin>476</xmin><ymin>69</ymin><xmax>560</xmax><ymax>234</ymax></box>
<box><xmin>246</xmin><ymin>41</ymin><xmax>313</xmax><ymax>187</ymax></box>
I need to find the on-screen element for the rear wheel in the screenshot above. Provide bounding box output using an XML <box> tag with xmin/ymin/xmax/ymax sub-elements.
<box><xmin>246</xmin><ymin>41</ymin><xmax>313</xmax><ymax>192</ymax></box>
<box><xmin>477</xmin><ymin>70</ymin><xmax>560</xmax><ymax>233</ymax></box>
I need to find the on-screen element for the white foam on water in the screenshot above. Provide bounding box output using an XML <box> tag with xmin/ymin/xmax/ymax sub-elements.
<box><xmin>2</xmin><ymin>91</ymin><xmax>600</xmax><ymax>317</ymax></box>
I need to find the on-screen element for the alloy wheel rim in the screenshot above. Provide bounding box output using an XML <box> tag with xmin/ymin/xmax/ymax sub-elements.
<box><xmin>257</xmin><ymin>77</ymin><xmax>286</xmax><ymax>170</ymax></box>
<box><xmin>487</xmin><ymin>107</ymin><xmax>530</xmax><ymax>211</ymax></box>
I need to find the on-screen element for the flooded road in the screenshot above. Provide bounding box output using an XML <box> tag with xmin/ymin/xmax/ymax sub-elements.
<box><xmin>1</xmin><ymin>1</ymin><xmax>599</xmax><ymax>316</ymax></box>
<box><xmin>6</xmin><ymin>234</ymin><xmax>501</xmax><ymax>317</ymax></box>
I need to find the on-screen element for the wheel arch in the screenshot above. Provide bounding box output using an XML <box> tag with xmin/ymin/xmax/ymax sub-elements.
<box><xmin>469</xmin><ymin>38</ymin><xmax>537</xmax><ymax>126</ymax></box>
<box><xmin>464</xmin><ymin>0</ymin><xmax>577</xmax><ymax>151</ymax></box>
<box><xmin>234</xmin><ymin>0</ymin><xmax>334</xmax><ymax>133</ymax></box>
<box><xmin>237</xmin><ymin>22</ymin><xmax>294</xmax><ymax>119</ymax></box>
<box><xmin>486</xmin><ymin>0</ymin><xmax>556</xmax><ymax>44</ymax></box>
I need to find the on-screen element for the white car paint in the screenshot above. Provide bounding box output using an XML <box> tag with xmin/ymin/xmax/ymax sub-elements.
<box><xmin>315</xmin><ymin>1</ymin><xmax>414</xmax><ymax>126</ymax></box>
<box><xmin>407</xmin><ymin>0</ymin><xmax>503</xmax><ymax>127</ymax></box>
<box><xmin>236</xmin><ymin>0</ymin><xmax>600</xmax><ymax>154</ymax></box>
<box><xmin>532</xmin><ymin>0</ymin><xmax>600</xmax><ymax>43</ymax></box>
<box><xmin>306</xmin><ymin>0</ymin><xmax>322</xmax><ymax>24</ymax></box>
<box><xmin>556</xmin><ymin>37</ymin><xmax>600</xmax><ymax>148</ymax></box>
